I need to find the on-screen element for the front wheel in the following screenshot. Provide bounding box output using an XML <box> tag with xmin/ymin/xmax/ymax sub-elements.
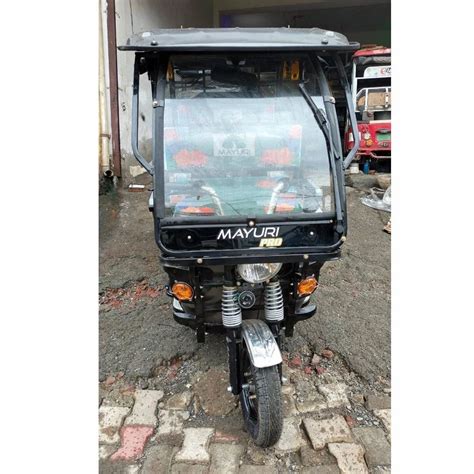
<box><xmin>240</xmin><ymin>344</ymin><xmax>283</xmax><ymax>447</ymax></box>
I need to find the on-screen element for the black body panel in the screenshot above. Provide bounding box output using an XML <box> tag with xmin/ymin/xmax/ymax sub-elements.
<box><xmin>159</xmin><ymin>222</ymin><xmax>338</xmax><ymax>252</ymax></box>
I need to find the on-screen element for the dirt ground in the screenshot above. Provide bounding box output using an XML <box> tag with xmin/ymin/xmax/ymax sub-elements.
<box><xmin>99</xmin><ymin>174</ymin><xmax>390</xmax><ymax>386</ymax></box>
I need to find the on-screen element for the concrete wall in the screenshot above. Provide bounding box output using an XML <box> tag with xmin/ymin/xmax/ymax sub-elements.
<box><xmin>115</xmin><ymin>0</ymin><xmax>213</xmax><ymax>181</ymax></box>
<box><xmin>213</xmin><ymin>0</ymin><xmax>348</xmax><ymax>25</ymax></box>
<box><xmin>214</xmin><ymin>0</ymin><xmax>391</xmax><ymax>46</ymax></box>
<box><xmin>220</xmin><ymin>4</ymin><xmax>391</xmax><ymax>46</ymax></box>
<box><xmin>213</xmin><ymin>0</ymin><xmax>389</xmax><ymax>23</ymax></box>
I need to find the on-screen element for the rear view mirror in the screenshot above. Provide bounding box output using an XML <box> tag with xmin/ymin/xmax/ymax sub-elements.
<box><xmin>211</xmin><ymin>66</ymin><xmax>258</xmax><ymax>88</ymax></box>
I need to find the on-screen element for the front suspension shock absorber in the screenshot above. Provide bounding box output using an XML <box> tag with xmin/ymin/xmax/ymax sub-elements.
<box><xmin>264</xmin><ymin>281</ymin><xmax>284</xmax><ymax>322</ymax></box>
<box><xmin>222</xmin><ymin>286</ymin><xmax>242</xmax><ymax>328</ymax></box>
<box><xmin>222</xmin><ymin>284</ymin><xmax>243</xmax><ymax>395</ymax></box>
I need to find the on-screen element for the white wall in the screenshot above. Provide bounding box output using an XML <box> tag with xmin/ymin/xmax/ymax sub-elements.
<box><xmin>219</xmin><ymin>3</ymin><xmax>391</xmax><ymax>45</ymax></box>
<box><xmin>212</xmin><ymin>0</ymin><xmax>388</xmax><ymax>25</ymax></box>
<box><xmin>115</xmin><ymin>0</ymin><xmax>213</xmax><ymax>180</ymax></box>
<box><xmin>214</xmin><ymin>0</ymin><xmax>333</xmax><ymax>25</ymax></box>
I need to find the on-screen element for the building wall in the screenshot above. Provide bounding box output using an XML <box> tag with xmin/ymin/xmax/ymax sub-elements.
<box><xmin>115</xmin><ymin>0</ymin><xmax>213</xmax><ymax>180</ymax></box>
<box><xmin>214</xmin><ymin>0</ymin><xmax>391</xmax><ymax>46</ymax></box>
<box><xmin>221</xmin><ymin>4</ymin><xmax>391</xmax><ymax>46</ymax></box>
<box><xmin>213</xmin><ymin>0</ymin><xmax>341</xmax><ymax>25</ymax></box>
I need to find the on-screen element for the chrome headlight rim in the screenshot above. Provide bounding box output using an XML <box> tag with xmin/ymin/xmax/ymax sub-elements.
<box><xmin>236</xmin><ymin>262</ymin><xmax>283</xmax><ymax>284</ymax></box>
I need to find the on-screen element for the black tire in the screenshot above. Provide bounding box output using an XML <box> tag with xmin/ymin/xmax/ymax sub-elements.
<box><xmin>239</xmin><ymin>346</ymin><xmax>283</xmax><ymax>447</ymax></box>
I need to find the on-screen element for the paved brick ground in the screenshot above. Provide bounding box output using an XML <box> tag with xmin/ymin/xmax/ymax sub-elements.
<box><xmin>99</xmin><ymin>361</ymin><xmax>391</xmax><ymax>473</ymax></box>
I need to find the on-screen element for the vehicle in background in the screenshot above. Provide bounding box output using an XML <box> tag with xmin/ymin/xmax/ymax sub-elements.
<box><xmin>345</xmin><ymin>46</ymin><xmax>391</xmax><ymax>171</ymax></box>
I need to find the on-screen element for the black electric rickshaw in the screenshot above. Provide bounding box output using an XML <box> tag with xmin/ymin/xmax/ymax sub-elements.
<box><xmin>119</xmin><ymin>27</ymin><xmax>360</xmax><ymax>447</ymax></box>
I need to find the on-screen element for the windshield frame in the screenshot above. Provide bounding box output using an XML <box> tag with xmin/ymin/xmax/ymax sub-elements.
<box><xmin>141</xmin><ymin>51</ymin><xmax>344</xmax><ymax>228</ymax></box>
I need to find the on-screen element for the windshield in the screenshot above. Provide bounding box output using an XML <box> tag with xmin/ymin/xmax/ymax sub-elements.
<box><xmin>163</xmin><ymin>53</ymin><xmax>334</xmax><ymax>219</ymax></box>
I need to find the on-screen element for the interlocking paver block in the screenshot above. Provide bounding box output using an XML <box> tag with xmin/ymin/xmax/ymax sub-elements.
<box><xmin>99</xmin><ymin>445</ymin><xmax>116</xmax><ymax>460</ymax></box>
<box><xmin>296</xmin><ymin>380</ymin><xmax>328</xmax><ymax>413</ymax></box>
<box><xmin>126</xmin><ymin>466</ymin><xmax>140</xmax><ymax>474</ymax></box>
<box><xmin>239</xmin><ymin>466</ymin><xmax>276</xmax><ymax>473</ymax></box>
<box><xmin>303</xmin><ymin>415</ymin><xmax>353</xmax><ymax>449</ymax></box>
<box><xmin>125</xmin><ymin>390</ymin><xmax>163</xmax><ymax>426</ymax></box>
<box><xmin>296</xmin><ymin>394</ymin><xmax>328</xmax><ymax>414</ymax></box>
<box><xmin>275</xmin><ymin>417</ymin><xmax>305</xmax><ymax>452</ymax></box>
<box><xmin>99</xmin><ymin>406</ymin><xmax>130</xmax><ymax>444</ymax></box>
<box><xmin>301</xmin><ymin>466</ymin><xmax>340</xmax><ymax>474</ymax></box>
<box><xmin>174</xmin><ymin>427</ymin><xmax>214</xmax><ymax>464</ymax></box>
<box><xmin>141</xmin><ymin>444</ymin><xmax>175</xmax><ymax>473</ymax></box>
<box><xmin>172</xmin><ymin>464</ymin><xmax>209</xmax><ymax>474</ymax></box>
<box><xmin>365</xmin><ymin>394</ymin><xmax>391</xmax><ymax>411</ymax></box>
<box><xmin>318</xmin><ymin>383</ymin><xmax>350</xmax><ymax>408</ymax></box>
<box><xmin>328</xmin><ymin>443</ymin><xmax>369</xmax><ymax>474</ymax></box>
<box><xmin>213</xmin><ymin>430</ymin><xmax>242</xmax><ymax>443</ymax></box>
<box><xmin>352</xmin><ymin>427</ymin><xmax>391</xmax><ymax>467</ymax></box>
<box><xmin>374</xmin><ymin>409</ymin><xmax>391</xmax><ymax>434</ymax></box>
<box><xmin>157</xmin><ymin>409</ymin><xmax>189</xmax><ymax>437</ymax></box>
<box><xmin>209</xmin><ymin>443</ymin><xmax>245</xmax><ymax>473</ymax></box>
<box><xmin>300</xmin><ymin>445</ymin><xmax>339</xmax><ymax>467</ymax></box>
<box><xmin>110</xmin><ymin>425</ymin><xmax>154</xmax><ymax>461</ymax></box>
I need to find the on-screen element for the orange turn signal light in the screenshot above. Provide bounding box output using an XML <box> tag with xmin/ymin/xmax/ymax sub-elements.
<box><xmin>171</xmin><ymin>282</ymin><xmax>194</xmax><ymax>301</ymax></box>
<box><xmin>297</xmin><ymin>276</ymin><xmax>318</xmax><ymax>296</ymax></box>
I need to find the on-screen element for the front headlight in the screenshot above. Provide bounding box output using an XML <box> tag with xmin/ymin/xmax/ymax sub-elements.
<box><xmin>237</xmin><ymin>263</ymin><xmax>282</xmax><ymax>283</ymax></box>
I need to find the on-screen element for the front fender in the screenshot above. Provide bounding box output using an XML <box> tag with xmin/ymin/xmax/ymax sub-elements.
<box><xmin>241</xmin><ymin>320</ymin><xmax>282</xmax><ymax>368</ymax></box>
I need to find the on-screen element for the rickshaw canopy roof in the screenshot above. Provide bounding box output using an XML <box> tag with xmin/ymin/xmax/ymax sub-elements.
<box><xmin>118</xmin><ymin>27</ymin><xmax>359</xmax><ymax>52</ymax></box>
